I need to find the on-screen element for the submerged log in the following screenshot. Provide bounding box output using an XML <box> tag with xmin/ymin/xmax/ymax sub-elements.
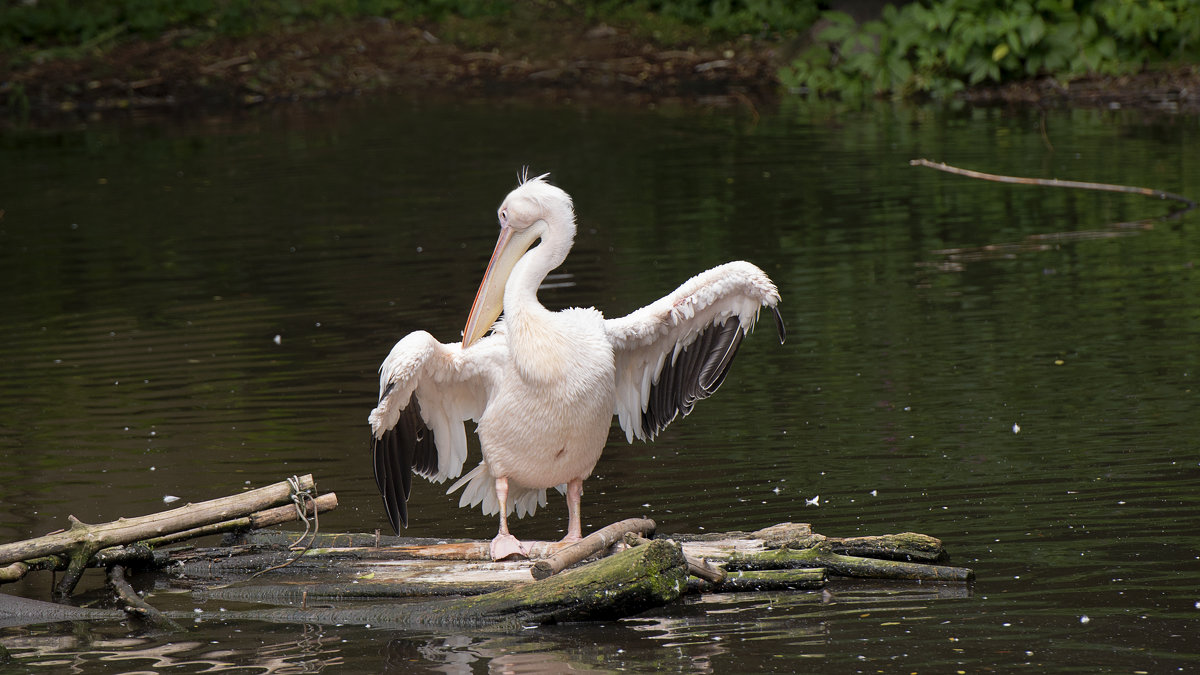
<box><xmin>0</xmin><ymin>593</ymin><xmax>126</xmax><ymax>629</ymax></box>
<box><xmin>107</xmin><ymin>564</ymin><xmax>181</xmax><ymax>630</ymax></box>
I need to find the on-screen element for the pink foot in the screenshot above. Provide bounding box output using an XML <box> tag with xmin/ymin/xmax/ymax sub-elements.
<box><xmin>490</xmin><ymin>533</ymin><xmax>528</xmax><ymax>561</ymax></box>
<box><xmin>559</xmin><ymin>533</ymin><xmax>582</xmax><ymax>544</ymax></box>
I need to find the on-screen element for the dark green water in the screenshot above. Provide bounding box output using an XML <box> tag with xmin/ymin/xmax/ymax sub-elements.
<box><xmin>1</xmin><ymin>97</ymin><xmax>1198</xmax><ymax>672</ymax></box>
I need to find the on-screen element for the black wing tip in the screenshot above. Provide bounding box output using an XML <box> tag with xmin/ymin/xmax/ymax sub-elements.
<box><xmin>771</xmin><ymin>304</ymin><xmax>786</xmax><ymax>344</ymax></box>
<box><xmin>370</xmin><ymin>396</ymin><xmax>437</xmax><ymax>535</ymax></box>
<box><xmin>641</xmin><ymin>318</ymin><xmax>743</xmax><ymax>439</ymax></box>
<box><xmin>372</xmin><ymin>429</ymin><xmax>408</xmax><ymax>534</ymax></box>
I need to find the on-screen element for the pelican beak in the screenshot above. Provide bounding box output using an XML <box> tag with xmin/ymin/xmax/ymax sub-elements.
<box><xmin>462</xmin><ymin>224</ymin><xmax>541</xmax><ymax>348</ymax></box>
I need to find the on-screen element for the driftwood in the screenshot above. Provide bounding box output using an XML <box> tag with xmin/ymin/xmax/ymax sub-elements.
<box><xmin>0</xmin><ymin>475</ymin><xmax>318</xmax><ymax>565</ymax></box>
<box><xmin>1</xmin><ymin>498</ymin><xmax>972</xmax><ymax>631</ymax></box>
<box><xmin>1</xmin><ymin>540</ymin><xmax>690</xmax><ymax>631</ymax></box>
<box><xmin>188</xmin><ymin>538</ymin><xmax>687</xmax><ymax>631</ymax></box>
<box><xmin>0</xmin><ymin>474</ymin><xmax>335</xmax><ymax>597</ymax></box>
<box><xmin>910</xmin><ymin>158</ymin><xmax>1196</xmax><ymax>209</ymax></box>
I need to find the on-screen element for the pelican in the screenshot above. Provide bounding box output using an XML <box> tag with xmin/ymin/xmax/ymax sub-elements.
<box><xmin>369</xmin><ymin>173</ymin><xmax>784</xmax><ymax>560</ymax></box>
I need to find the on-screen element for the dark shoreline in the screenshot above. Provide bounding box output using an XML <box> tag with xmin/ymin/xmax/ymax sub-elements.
<box><xmin>4</xmin><ymin>16</ymin><xmax>1199</xmax><ymax>123</ymax></box>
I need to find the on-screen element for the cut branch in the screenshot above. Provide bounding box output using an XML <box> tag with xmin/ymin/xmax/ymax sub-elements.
<box><xmin>530</xmin><ymin>517</ymin><xmax>656</xmax><ymax>579</ymax></box>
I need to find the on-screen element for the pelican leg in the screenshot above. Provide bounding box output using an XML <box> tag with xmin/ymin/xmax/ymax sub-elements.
<box><xmin>562</xmin><ymin>478</ymin><xmax>584</xmax><ymax>542</ymax></box>
<box><xmin>490</xmin><ymin>476</ymin><xmax>528</xmax><ymax>560</ymax></box>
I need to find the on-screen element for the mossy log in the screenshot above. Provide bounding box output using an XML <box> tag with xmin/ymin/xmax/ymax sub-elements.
<box><xmin>674</xmin><ymin>523</ymin><xmax>968</xmax><ymax>581</ymax></box>
<box><xmin>688</xmin><ymin>567</ymin><xmax>827</xmax><ymax>593</ymax></box>
<box><xmin>203</xmin><ymin>538</ymin><xmax>689</xmax><ymax>631</ymax></box>
<box><xmin>823</xmin><ymin>532</ymin><xmax>946</xmax><ymax>563</ymax></box>
<box><xmin>721</xmin><ymin>547</ymin><xmax>974</xmax><ymax>582</ymax></box>
<box><xmin>683</xmin><ymin>523</ymin><xmax>947</xmax><ymax>563</ymax></box>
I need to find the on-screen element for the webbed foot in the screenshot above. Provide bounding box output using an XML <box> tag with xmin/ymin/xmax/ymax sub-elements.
<box><xmin>490</xmin><ymin>532</ymin><xmax>529</xmax><ymax>561</ymax></box>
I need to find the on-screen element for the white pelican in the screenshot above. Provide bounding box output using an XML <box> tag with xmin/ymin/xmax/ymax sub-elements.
<box><xmin>369</xmin><ymin>173</ymin><xmax>784</xmax><ymax>559</ymax></box>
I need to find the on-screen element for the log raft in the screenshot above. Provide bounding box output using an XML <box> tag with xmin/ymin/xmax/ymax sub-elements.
<box><xmin>0</xmin><ymin>475</ymin><xmax>973</xmax><ymax>630</ymax></box>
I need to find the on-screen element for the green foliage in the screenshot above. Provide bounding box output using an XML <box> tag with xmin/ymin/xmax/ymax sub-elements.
<box><xmin>782</xmin><ymin>0</ymin><xmax>1200</xmax><ymax>100</ymax></box>
<box><xmin>0</xmin><ymin>0</ymin><xmax>813</xmax><ymax>54</ymax></box>
<box><xmin>615</xmin><ymin>0</ymin><xmax>819</xmax><ymax>37</ymax></box>
<box><xmin>0</xmin><ymin>0</ymin><xmax>511</xmax><ymax>53</ymax></box>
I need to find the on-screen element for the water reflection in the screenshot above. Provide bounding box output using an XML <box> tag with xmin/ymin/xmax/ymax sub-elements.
<box><xmin>1</xmin><ymin>97</ymin><xmax>1199</xmax><ymax>672</ymax></box>
<box><xmin>2</xmin><ymin>622</ymin><xmax>346</xmax><ymax>673</ymax></box>
<box><xmin>383</xmin><ymin>633</ymin><xmax>612</xmax><ymax>674</ymax></box>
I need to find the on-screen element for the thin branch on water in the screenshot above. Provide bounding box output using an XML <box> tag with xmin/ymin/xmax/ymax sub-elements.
<box><xmin>909</xmin><ymin>158</ymin><xmax>1196</xmax><ymax>209</ymax></box>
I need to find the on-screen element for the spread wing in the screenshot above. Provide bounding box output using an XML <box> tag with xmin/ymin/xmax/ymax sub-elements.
<box><xmin>367</xmin><ymin>330</ymin><xmax>501</xmax><ymax>532</ymax></box>
<box><xmin>605</xmin><ymin>261</ymin><xmax>784</xmax><ymax>443</ymax></box>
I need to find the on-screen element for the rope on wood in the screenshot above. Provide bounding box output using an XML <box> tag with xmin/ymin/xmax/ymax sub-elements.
<box><xmin>250</xmin><ymin>476</ymin><xmax>320</xmax><ymax>578</ymax></box>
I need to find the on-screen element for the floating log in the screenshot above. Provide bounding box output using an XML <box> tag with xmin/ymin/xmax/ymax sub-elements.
<box><xmin>198</xmin><ymin>538</ymin><xmax>689</xmax><ymax>631</ymax></box>
<box><xmin>720</xmin><ymin>546</ymin><xmax>973</xmax><ymax>582</ymax></box>
<box><xmin>0</xmin><ymin>593</ymin><xmax>126</xmax><ymax>629</ymax></box>
<box><xmin>688</xmin><ymin>568</ymin><xmax>827</xmax><ymax>593</ymax></box>
<box><xmin>1</xmin><ymin>499</ymin><xmax>973</xmax><ymax>631</ymax></box>
<box><xmin>823</xmin><ymin>532</ymin><xmax>947</xmax><ymax>563</ymax></box>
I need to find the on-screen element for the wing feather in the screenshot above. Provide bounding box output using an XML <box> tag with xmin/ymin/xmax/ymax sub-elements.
<box><xmin>367</xmin><ymin>330</ymin><xmax>497</xmax><ymax>532</ymax></box>
<box><xmin>606</xmin><ymin>261</ymin><xmax>784</xmax><ymax>443</ymax></box>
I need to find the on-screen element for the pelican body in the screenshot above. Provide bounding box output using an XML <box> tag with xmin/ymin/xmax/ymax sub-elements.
<box><xmin>369</xmin><ymin>173</ymin><xmax>784</xmax><ymax>559</ymax></box>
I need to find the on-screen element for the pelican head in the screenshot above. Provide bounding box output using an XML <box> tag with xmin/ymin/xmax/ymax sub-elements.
<box><xmin>462</xmin><ymin>173</ymin><xmax>576</xmax><ymax>347</ymax></box>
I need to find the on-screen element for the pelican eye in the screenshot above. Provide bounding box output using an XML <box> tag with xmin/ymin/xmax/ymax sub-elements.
<box><xmin>499</xmin><ymin>209</ymin><xmax>508</xmax><ymax>226</ymax></box>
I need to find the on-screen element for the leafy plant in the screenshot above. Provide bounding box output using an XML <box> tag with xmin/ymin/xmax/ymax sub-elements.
<box><xmin>782</xmin><ymin>0</ymin><xmax>1200</xmax><ymax>100</ymax></box>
